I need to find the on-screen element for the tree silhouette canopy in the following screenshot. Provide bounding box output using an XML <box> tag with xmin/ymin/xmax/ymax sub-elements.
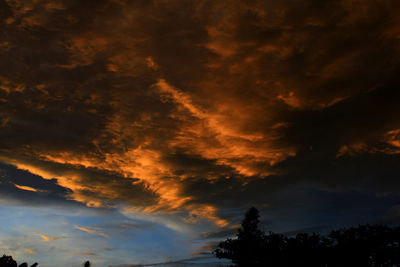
<box><xmin>0</xmin><ymin>255</ymin><xmax>17</xmax><ymax>267</ymax></box>
<box><xmin>214</xmin><ymin>207</ymin><xmax>400</xmax><ymax>267</ymax></box>
<box><xmin>0</xmin><ymin>255</ymin><xmax>38</xmax><ymax>267</ymax></box>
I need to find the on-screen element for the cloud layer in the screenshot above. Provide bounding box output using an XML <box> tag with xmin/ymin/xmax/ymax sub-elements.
<box><xmin>0</xmin><ymin>1</ymin><xmax>400</xmax><ymax>260</ymax></box>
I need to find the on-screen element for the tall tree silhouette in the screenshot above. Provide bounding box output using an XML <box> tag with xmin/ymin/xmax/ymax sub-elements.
<box><xmin>84</xmin><ymin>260</ymin><xmax>91</xmax><ymax>267</ymax></box>
<box><xmin>214</xmin><ymin>207</ymin><xmax>271</xmax><ymax>266</ymax></box>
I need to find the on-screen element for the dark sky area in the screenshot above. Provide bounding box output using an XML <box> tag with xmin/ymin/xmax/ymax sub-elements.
<box><xmin>0</xmin><ymin>0</ymin><xmax>399</xmax><ymax>266</ymax></box>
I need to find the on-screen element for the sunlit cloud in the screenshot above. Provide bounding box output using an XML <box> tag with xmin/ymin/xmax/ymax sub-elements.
<box><xmin>36</xmin><ymin>234</ymin><xmax>59</xmax><ymax>242</ymax></box>
<box><xmin>156</xmin><ymin>79</ymin><xmax>296</xmax><ymax>176</ymax></box>
<box><xmin>14</xmin><ymin>184</ymin><xmax>38</xmax><ymax>192</ymax></box>
<box><xmin>0</xmin><ymin>0</ymin><xmax>399</xmax><ymax>265</ymax></box>
<box><xmin>74</xmin><ymin>225</ymin><xmax>109</xmax><ymax>238</ymax></box>
<box><xmin>24</xmin><ymin>249</ymin><xmax>37</xmax><ymax>255</ymax></box>
<box><xmin>385</xmin><ymin>129</ymin><xmax>400</xmax><ymax>153</ymax></box>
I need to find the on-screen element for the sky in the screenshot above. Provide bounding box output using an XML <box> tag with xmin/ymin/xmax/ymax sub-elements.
<box><xmin>0</xmin><ymin>0</ymin><xmax>399</xmax><ymax>266</ymax></box>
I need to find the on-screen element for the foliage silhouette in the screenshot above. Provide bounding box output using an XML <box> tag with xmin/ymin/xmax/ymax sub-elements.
<box><xmin>0</xmin><ymin>255</ymin><xmax>37</xmax><ymax>267</ymax></box>
<box><xmin>214</xmin><ymin>207</ymin><xmax>400</xmax><ymax>267</ymax></box>
<box><xmin>214</xmin><ymin>207</ymin><xmax>271</xmax><ymax>266</ymax></box>
<box><xmin>84</xmin><ymin>260</ymin><xmax>91</xmax><ymax>267</ymax></box>
<box><xmin>0</xmin><ymin>255</ymin><xmax>17</xmax><ymax>267</ymax></box>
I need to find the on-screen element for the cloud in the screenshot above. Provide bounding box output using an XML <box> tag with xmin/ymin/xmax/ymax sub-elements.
<box><xmin>0</xmin><ymin>0</ymin><xmax>398</xmax><ymax>242</ymax></box>
<box><xmin>156</xmin><ymin>79</ymin><xmax>296</xmax><ymax>176</ymax></box>
<box><xmin>14</xmin><ymin>184</ymin><xmax>39</xmax><ymax>192</ymax></box>
<box><xmin>74</xmin><ymin>225</ymin><xmax>109</xmax><ymax>238</ymax></box>
<box><xmin>99</xmin><ymin>221</ymin><xmax>155</xmax><ymax>231</ymax></box>
<box><xmin>115</xmin><ymin>255</ymin><xmax>225</xmax><ymax>267</ymax></box>
<box><xmin>0</xmin><ymin>162</ymin><xmax>112</xmax><ymax>213</ymax></box>
<box><xmin>24</xmin><ymin>249</ymin><xmax>37</xmax><ymax>255</ymax></box>
<box><xmin>36</xmin><ymin>233</ymin><xmax>59</xmax><ymax>242</ymax></box>
<box><xmin>197</xmin><ymin>227</ymin><xmax>239</xmax><ymax>240</ymax></box>
<box><xmin>78</xmin><ymin>251</ymin><xmax>96</xmax><ymax>256</ymax></box>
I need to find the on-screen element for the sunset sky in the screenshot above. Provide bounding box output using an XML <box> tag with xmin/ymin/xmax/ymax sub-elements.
<box><xmin>0</xmin><ymin>0</ymin><xmax>400</xmax><ymax>266</ymax></box>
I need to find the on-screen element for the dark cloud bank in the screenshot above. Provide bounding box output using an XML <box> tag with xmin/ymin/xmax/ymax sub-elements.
<box><xmin>0</xmin><ymin>0</ymin><xmax>399</xmax><ymax>245</ymax></box>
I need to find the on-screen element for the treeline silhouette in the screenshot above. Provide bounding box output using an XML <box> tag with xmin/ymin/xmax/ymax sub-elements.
<box><xmin>214</xmin><ymin>207</ymin><xmax>400</xmax><ymax>267</ymax></box>
<box><xmin>0</xmin><ymin>255</ymin><xmax>91</xmax><ymax>267</ymax></box>
<box><xmin>0</xmin><ymin>255</ymin><xmax>38</xmax><ymax>267</ymax></box>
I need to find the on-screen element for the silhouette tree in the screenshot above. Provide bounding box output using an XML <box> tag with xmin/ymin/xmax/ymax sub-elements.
<box><xmin>29</xmin><ymin>264</ymin><xmax>38</xmax><ymax>267</ymax></box>
<box><xmin>328</xmin><ymin>224</ymin><xmax>400</xmax><ymax>267</ymax></box>
<box><xmin>18</xmin><ymin>263</ymin><xmax>28</xmax><ymax>267</ymax></box>
<box><xmin>84</xmin><ymin>261</ymin><xmax>91</xmax><ymax>267</ymax></box>
<box><xmin>214</xmin><ymin>207</ymin><xmax>272</xmax><ymax>266</ymax></box>
<box><xmin>214</xmin><ymin>207</ymin><xmax>400</xmax><ymax>267</ymax></box>
<box><xmin>283</xmin><ymin>233</ymin><xmax>329</xmax><ymax>267</ymax></box>
<box><xmin>0</xmin><ymin>255</ymin><xmax>17</xmax><ymax>267</ymax></box>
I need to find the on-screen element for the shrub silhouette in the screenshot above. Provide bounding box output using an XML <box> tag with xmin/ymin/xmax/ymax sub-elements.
<box><xmin>0</xmin><ymin>255</ymin><xmax>17</xmax><ymax>267</ymax></box>
<box><xmin>84</xmin><ymin>260</ymin><xmax>91</xmax><ymax>267</ymax></box>
<box><xmin>214</xmin><ymin>207</ymin><xmax>400</xmax><ymax>267</ymax></box>
<box><xmin>0</xmin><ymin>255</ymin><xmax>37</xmax><ymax>267</ymax></box>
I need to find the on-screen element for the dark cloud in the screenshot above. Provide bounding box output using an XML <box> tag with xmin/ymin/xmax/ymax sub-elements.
<box><xmin>197</xmin><ymin>228</ymin><xmax>238</xmax><ymax>240</ymax></box>
<box><xmin>0</xmin><ymin>161</ymin><xmax>80</xmax><ymax>208</ymax></box>
<box><xmin>115</xmin><ymin>255</ymin><xmax>226</xmax><ymax>267</ymax></box>
<box><xmin>99</xmin><ymin>221</ymin><xmax>156</xmax><ymax>231</ymax></box>
<box><xmin>0</xmin><ymin>0</ymin><xmax>399</xmax><ymax>233</ymax></box>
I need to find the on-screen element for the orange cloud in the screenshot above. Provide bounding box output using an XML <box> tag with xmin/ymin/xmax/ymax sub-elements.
<box><xmin>36</xmin><ymin>234</ymin><xmax>59</xmax><ymax>242</ymax></box>
<box><xmin>382</xmin><ymin>129</ymin><xmax>400</xmax><ymax>154</ymax></box>
<box><xmin>74</xmin><ymin>225</ymin><xmax>109</xmax><ymax>238</ymax></box>
<box><xmin>24</xmin><ymin>249</ymin><xmax>37</xmax><ymax>255</ymax></box>
<box><xmin>336</xmin><ymin>143</ymin><xmax>369</xmax><ymax>158</ymax></box>
<box><xmin>61</xmin><ymin>35</ymin><xmax>110</xmax><ymax>68</ymax></box>
<box><xmin>156</xmin><ymin>79</ymin><xmax>296</xmax><ymax>176</ymax></box>
<box><xmin>2</xmin><ymin>151</ymin><xmax>229</xmax><ymax>228</ymax></box>
<box><xmin>14</xmin><ymin>184</ymin><xmax>38</xmax><ymax>192</ymax></box>
<box><xmin>1</xmin><ymin>0</ymin><xmax>399</xmax><ymax>235</ymax></box>
<box><xmin>337</xmin><ymin>129</ymin><xmax>400</xmax><ymax>158</ymax></box>
<box><xmin>277</xmin><ymin>91</ymin><xmax>302</xmax><ymax>109</ymax></box>
<box><xmin>386</xmin><ymin>129</ymin><xmax>400</xmax><ymax>149</ymax></box>
<box><xmin>184</xmin><ymin>204</ymin><xmax>228</xmax><ymax>227</ymax></box>
<box><xmin>0</xmin><ymin>77</ymin><xmax>25</xmax><ymax>93</ymax></box>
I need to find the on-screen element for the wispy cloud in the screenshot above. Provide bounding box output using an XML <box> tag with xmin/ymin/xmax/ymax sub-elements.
<box><xmin>24</xmin><ymin>249</ymin><xmax>37</xmax><ymax>255</ymax></box>
<box><xmin>36</xmin><ymin>233</ymin><xmax>59</xmax><ymax>242</ymax></box>
<box><xmin>14</xmin><ymin>184</ymin><xmax>39</xmax><ymax>192</ymax></box>
<box><xmin>74</xmin><ymin>225</ymin><xmax>109</xmax><ymax>238</ymax></box>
